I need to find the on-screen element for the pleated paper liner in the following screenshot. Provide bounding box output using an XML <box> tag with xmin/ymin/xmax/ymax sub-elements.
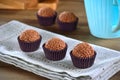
<box><xmin>37</xmin><ymin>12</ymin><xmax>57</xmax><ymax>26</ymax></box>
<box><xmin>18</xmin><ymin>35</ymin><xmax>42</xmax><ymax>52</ymax></box>
<box><xmin>70</xmin><ymin>51</ymin><xmax>96</xmax><ymax>69</ymax></box>
<box><xmin>57</xmin><ymin>18</ymin><xmax>78</xmax><ymax>31</ymax></box>
<box><xmin>42</xmin><ymin>43</ymin><xmax>67</xmax><ymax>61</ymax></box>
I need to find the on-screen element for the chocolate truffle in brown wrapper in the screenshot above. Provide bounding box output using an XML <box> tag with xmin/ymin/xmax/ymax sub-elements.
<box><xmin>57</xmin><ymin>11</ymin><xmax>78</xmax><ymax>31</ymax></box>
<box><xmin>70</xmin><ymin>42</ymin><xmax>96</xmax><ymax>68</ymax></box>
<box><xmin>18</xmin><ymin>29</ymin><xmax>42</xmax><ymax>52</ymax></box>
<box><xmin>42</xmin><ymin>38</ymin><xmax>67</xmax><ymax>61</ymax></box>
<box><xmin>37</xmin><ymin>7</ymin><xmax>57</xmax><ymax>26</ymax></box>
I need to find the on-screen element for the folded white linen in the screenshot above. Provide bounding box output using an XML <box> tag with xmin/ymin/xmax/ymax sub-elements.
<box><xmin>0</xmin><ymin>20</ymin><xmax>120</xmax><ymax>80</ymax></box>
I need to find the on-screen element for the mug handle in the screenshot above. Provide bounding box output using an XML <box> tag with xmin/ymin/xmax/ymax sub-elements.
<box><xmin>112</xmin><ymin>0</ymin><xmax>120</xmax><ymax>32</ymax></box>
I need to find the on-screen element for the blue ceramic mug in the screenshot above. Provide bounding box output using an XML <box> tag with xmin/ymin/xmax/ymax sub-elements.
<box><xmin>84</xmin><ymin>0</ymin><xmax>120</xmax><ymax>38</ymax></box>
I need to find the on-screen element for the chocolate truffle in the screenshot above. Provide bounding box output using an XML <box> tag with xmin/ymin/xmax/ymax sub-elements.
<box><xmin>18</xmin><ymin>29</ymin><xmax>42</xmax><ymax>52</ymax></box>
<box><xmin>72</xmin><ymin>42</ymin><xmax>94</xmax><ymax>58</ymax></box>
<box><xmin>19</xmin><ymin>29</ymin><xmax>40</xmax><ymax>42</ymax></box>
<box><xmin>45</xmin><ymin>38</ymin><xmax>66</xmax><ymax>50</ymax></box>
<box><xmin>70</xmin><ymin>42</ymin><xmax>96</xmax><ymax>68</ymax></box>
<box><xmin>37</xmin><ymin>7</ymin><xmax>57</xmax><ymax>26</ymax></box>
<box><xmin>58</xmin><ymin>11</ymin><xmax>77</xmax><ymax>22</ymax></box>
<box><xmin>57</xmin><ymin>11</ymin><xmax>78</xmax><ymax>31</ymax></box>
<box><xmin>38</xmin><ymin>7</ymin><xmax>55</xmax><ymax>17</ymax></box>
<box><xmin>42</xmin><ymin>37</ymin><xmax>67</xmax><ymax>61</ymax></box>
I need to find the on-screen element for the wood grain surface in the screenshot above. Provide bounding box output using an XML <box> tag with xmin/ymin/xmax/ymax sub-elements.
<box><xmin>0</xmin><ymin>0</ymin><xmax>58</xmax><ymax>10</ymax></box>
<box><xmin>0</xmin><ymin>0</ymin><xmax>120</xmax><ymax>80</ymax></box>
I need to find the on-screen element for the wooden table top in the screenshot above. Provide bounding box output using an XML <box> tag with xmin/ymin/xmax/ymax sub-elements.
<box><xmin>0</xmin><ymin>0</ymin><xmax>120</xmax><ymax>80</ymax></box>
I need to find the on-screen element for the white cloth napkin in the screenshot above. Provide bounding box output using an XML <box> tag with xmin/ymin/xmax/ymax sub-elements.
<box><xmin>0</xmin><ymin>20</ymin><xmax>120</xmax><ymax>80</ymax></box>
